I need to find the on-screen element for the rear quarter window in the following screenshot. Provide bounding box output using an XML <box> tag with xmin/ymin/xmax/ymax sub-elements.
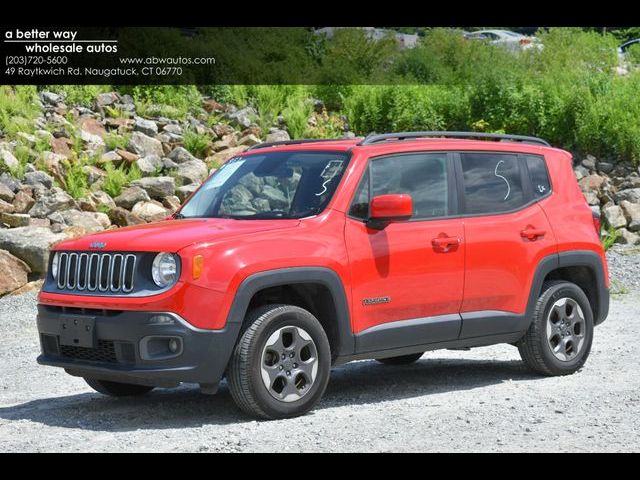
<box><xmin>524</xmin><ymin>154</ymin><xmax>552</xmax><ymax>198</ymax></box>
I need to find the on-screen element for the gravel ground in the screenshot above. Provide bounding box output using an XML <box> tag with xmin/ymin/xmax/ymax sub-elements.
<box><xmin>1</xmin><ymin>251</ymin><xmax>639</xmax><ymax>452</ymax></box>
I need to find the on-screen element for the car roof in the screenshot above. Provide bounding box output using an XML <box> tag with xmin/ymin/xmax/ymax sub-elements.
<box><xmin>244</xmin><ymin>137</ymin><xmax>565</xmax><ymax>157</ymax></box>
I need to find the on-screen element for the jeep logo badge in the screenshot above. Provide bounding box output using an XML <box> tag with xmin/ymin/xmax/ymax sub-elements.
<box><xmin>89</xmin><ymin>241</ymin><xmax>107</xmax><ymax>249</ymax></box>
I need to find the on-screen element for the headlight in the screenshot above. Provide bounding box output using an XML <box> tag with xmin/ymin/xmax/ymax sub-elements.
<box><xmin>151</xmin><ymin>253</ymin><xmax>178</xmax><ymax>288</ymax></box>
<box><xmin>51</xmin><ymin>252</ymin><xmax>59</xmax><ymax>279</ymax></box>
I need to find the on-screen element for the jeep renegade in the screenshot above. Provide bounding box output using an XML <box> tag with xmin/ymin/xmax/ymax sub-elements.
<box><xmin>36</xmin><ymin>131</ymin><xmax>610</xmax><ymax>419</ymax></box>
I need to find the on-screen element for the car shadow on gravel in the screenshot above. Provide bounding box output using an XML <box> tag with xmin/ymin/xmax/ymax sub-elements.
<box><xmin>0</xmin><ymin>357</ymin><xmax>540</xmax><ymax>430</ymax></box>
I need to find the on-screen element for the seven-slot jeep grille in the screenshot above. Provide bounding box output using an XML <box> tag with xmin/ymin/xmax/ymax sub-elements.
<box><xmin>55</xmin><ymin>252</ymin><xmax>137</xmax><ymax>293</ymax></box>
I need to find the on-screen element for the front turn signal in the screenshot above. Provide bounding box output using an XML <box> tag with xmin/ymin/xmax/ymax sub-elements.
<box><xmin>192</xmin><ymin>255</ymin><xmax>204</xmax><ymax>280</ymax></box>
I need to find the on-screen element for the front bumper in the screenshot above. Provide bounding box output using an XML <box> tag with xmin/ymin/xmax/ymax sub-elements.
<box><xmin>36</xmin><ymin>305</ymin><xmax>241</xmax><ymax>391</ymax></box>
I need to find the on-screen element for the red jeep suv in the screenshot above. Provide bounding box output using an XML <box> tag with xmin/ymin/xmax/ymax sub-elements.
<box><xmin>37</xmin><ymin>131</ymin><xmax>609</xmax><ymax>419</ymax></box>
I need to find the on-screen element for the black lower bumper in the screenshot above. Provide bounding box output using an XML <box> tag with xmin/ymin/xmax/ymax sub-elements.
<box><xmin>36</xmin><ymin>305</ymin><xmax>241</xmax><ymax>391</ymax></box>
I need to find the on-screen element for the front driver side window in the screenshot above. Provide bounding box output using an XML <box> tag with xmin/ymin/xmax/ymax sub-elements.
<box><xmin>349</xmin><ymin>153</ymin><xmax>449</xmax><ymax>220</ymax></box>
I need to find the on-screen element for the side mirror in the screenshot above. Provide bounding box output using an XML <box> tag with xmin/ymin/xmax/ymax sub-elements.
<box><xmin>367</xmin><ymin>194</ymin><xmax>413</xmax><ymax>229</ymax></box>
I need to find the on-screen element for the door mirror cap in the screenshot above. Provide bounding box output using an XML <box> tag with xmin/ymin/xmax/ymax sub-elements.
<box><xmin>368</xmin><ymin>194</ymin><xmax>413</xmax><ymax>229</ymax></box>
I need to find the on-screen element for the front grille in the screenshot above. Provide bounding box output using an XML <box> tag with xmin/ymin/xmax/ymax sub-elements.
<box><xmin>59</xmin><ymin>340</ymin><xmax>118</xmax><ymax>364</ymax></box>
<box><xmin>55</xmin><ymin>252</ymin><xmax>136</xmax><ymax>293</ymax></box>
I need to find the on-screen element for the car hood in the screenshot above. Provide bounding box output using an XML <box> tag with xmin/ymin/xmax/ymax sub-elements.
<box><xmin>55</xmin><ymin>218</ymin><xmax>300</xmax><ymax>253</ymax></box>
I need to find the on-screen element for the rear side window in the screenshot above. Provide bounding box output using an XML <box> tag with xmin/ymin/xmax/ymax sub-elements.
<box><xmin>460</xmin><ymin>153</ymin><xmax>525</xmax><ymax>214</ymax></box>
<box><xmin>525</xmin><ymin>154</ymin><xmax>551</xmax><ymax>198</ymax></box>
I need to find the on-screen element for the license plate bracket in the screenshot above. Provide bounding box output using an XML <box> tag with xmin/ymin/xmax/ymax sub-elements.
<box><xmin>59</xmin><ymin>316</ymin><xmax>96</xmax><ymax>348</ymax></box>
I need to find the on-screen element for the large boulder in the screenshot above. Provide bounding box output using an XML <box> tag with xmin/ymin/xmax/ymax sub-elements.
<box><xmin>174</xmin><ymin>159</ymin><xmax>208</xmax><ymax>185</ymax></box>
<box><xmin>135</xmin><ymin>154</ymin><xmax>163</xmax><ymax>176</ymax></box>
<box><xmin>0</xmin><ymin>213</ymin><xmax>30</xmax><ymax>227</ymax></box>
<box><xmin>130</xmin><ymin>176</ymin><xmax>176</xmax><ymax>200</ymax></box>
<box><xmin>620</xmin><ymin>201</ymin><xmax>640</xmax><ymax>232</ymax></box>
<box><xmin>176</xmin><ymin>184</ymin><xmax>199</xmax><ymax>202</ymax></box>
<box><xmin>108</xmin><ymin>207</ymin><xmax>146</xmax><ymax>227</ymax></box>
<box><xmin>12</xmin><ymin>191</ymin><xmax>36</xmax><ymax>214</ymax></box>
<box><xmin>617</xmin><ymin>228</ymin><xmax>640</xmax><ymax>246</ymax></box>
<box><xmin>0</xmin><ymin>199</ymin><xmax>15</xmax><ymax>214</ymax></box>
<box><xmin>578</xmin><ymin>174</ymin><xmax>606</xmax><ymax>194</ymax></box>
<box><xmin>603</xmin><ymin>205</ymin><xmax>627</xmax><ymax>229</ymax></box>
<box><xmin>266</xmin><ymin>128</ymin><xmax>290</xmax><ymax>143</ymax></box>
<box><xmin>0</xmin><ymin>227</ymin><xmax>67</xmax><ymax>273</ymax></box>
<box><xmin>89</xmin><ymin>191</ymin><xmax>116</xmax><ymax>210</ymax></box>
<box><xmin>28</xmin><ymin>189</ymin><xmax>78</xmax><ymax>218</ymax></box>
<box><xmin>114</xmin><ymin>186</ymin><xmax>150</xmax><ymax>210</ymax></box>
<box><xmin>205</xmin><ymin>146</ymin><xmax>249</xmax><ymax>166</ymax></box>
<box><xmin>225</xmin><ymin>106</ymin><xmax>257</xmax><ymax>129</ymax></box>
<box><xmin>0</xmin><ymin>250</ymin><xmax>30</xmax><ymax>296</ymax></box>
<box><xmin>134</xmin><ymin>116</ymin><xmax>158</xmax><ymax>136</ymax></box>
<box><xmin>24</xmin><ymin>171</ymin><xmax>54</xmax><ymax>189</ymax></box>
<box><xmin>128</xmin><ymin>131</ymin><xmax>163</xmax><ymax>157</ymax></box>
<box><xmin>51</xmin><ymin>209</ymin><xmax>109</xmax><ymax>233</ymax></box>
<box><xmin>0</xmin><ymin>149</ymin><xmax>19</xmax><ymax>171</ymax></box>
<box><xmin>0</xmin><ymin>182</ymin><xmax>15</xmax><ymax>202</ymax></box>
<box><xmin>168</xmin><ymin>146</ymin><xmax>198</xmax><ymax>164</ymax></box>
<box><xmin>131</xmin><ymin>201</ymin><xmax>169</xmax><ymax>223</ymax></box>
<box><xmin>616</xmin><ymin>188</ymin><xmax>640</xmax><ymax>204</ymax></box>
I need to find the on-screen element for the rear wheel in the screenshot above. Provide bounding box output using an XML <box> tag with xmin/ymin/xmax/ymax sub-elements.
<box><xmin>84</xmin><ymin>378</ymin><xmax>154</xmax><ymax>397</ymax></box>
<box><xmin>518</xmin><ymin>281</ymin><xmax>594</xmax><ymax>376</ymax></box>
<box><xmin>227</xmin><ymin>304</ymin><xmax>331</xmax><ymax>419</ymax></box>
<box><xmin>376</xmin><ymin>352</ymin><xmax>424</xmax><ymax>365</ymax></box>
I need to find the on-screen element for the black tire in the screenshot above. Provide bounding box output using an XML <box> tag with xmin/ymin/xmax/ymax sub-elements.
<box><xmin>85</xmin><ymin>378</ymin><xmax>154</xmax><ymax>397</ymax></box>
<box><xmin>517</xmin><ymin>281</ymin><xmax>594</xmax><ymax>376</ymax></box>
<box><xmin>376</xmin><ymin>352</ymin><xmax>424</xmax><ymax>365</ymax></box>
<box><xmin>226</xmin><ymin>304</ymin><xmax>331</xmax><ymax>419</ymax></box>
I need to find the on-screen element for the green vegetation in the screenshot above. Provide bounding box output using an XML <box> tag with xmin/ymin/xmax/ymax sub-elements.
<box><xmin>182</xmin><ymin>129</ymin><xmax>211</xmax><ymax>158</ymax></box>
<box><xmin>104</xmin><ymin>132</ymin><xmax>130</xmax><ymax>151</ymax></box>
<box><xmin>45</xmin><ymin>85</ymin><xmax>112</xmax><ymax>107</ymax></box>
<box><xmin>63</xmin><ymin>157</ymin><xmax>90</xmax><ymax>199</ymax></box>
<box><xmin>602</xmin><ymin>226</ymin><xmax>620</xmax><ymax>251</ymax></box>
<box><xmin>102</xmin><ymin>163</ymin><xmax>142</xmax><ymax>198</ymax></box>
<box><xmin>0</xmin><ymin>86</ymin><xmax>39</xmax><ymax>137</ymax></box>
<box><xmin>120</xmin><ymin>85</ymin><xmax>202</xmax><ymax>119</ymax></box>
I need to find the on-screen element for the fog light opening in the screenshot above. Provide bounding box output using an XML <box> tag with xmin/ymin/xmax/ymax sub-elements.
<box><xmin>148</xmin><ymin>315</ymin><xmax>175</xmax><ymax>326</ymax></box>
<box><xmin>168</xmin><ymin>338</ymin><xmax>179</xmax><ymax>353</ymax></box>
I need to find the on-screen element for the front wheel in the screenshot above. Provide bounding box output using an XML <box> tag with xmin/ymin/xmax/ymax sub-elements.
<box><xmin>84</xmin><ymin>378</ymin><xmax>154</xmax><ymax>397</ymax></box>
<box><xmin>518</xmin><ymin>281</ymin><xmax>594</xmax><ymax>376</ymax></box>
<box><xmin>227</xmin><ymin>304</ymin><xmax>331</xmax><ymax>419</ymax></box>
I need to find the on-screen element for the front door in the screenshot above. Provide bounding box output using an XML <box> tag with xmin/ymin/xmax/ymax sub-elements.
<box><xmin>345</xmin><ymin>152</ymin><xmax>465</xmax><ymax>352</ymax></box>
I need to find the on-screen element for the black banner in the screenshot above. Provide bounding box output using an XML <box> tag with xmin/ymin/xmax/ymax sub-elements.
<box><xmin>0</xmin><ymin>27</ymin><xmax>417</xmax><ymax>85</ymax></box>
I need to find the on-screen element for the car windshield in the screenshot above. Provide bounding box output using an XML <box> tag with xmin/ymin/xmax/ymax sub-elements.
<box><xmin>178</xmin><ymin>150</ymin><xmax>350</xmax><ymax>220</ymax></box>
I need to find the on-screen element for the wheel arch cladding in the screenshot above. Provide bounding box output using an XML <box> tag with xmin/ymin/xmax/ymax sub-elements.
<box><xmin>226</xmin><ymin>267</ymin><xmax>355</xmax><ymax>357</ymax></box>
<box><xmin>531</xmin><ymin>251</ymin><xmax>609</xmax><ymax>326</ymax></box>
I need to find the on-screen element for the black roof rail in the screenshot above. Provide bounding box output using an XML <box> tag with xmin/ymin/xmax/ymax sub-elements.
<box><xmin>358</xmin><ymin>131</ymin><xmax>551</xmax><ymax>147</ymax></box>
<box><xmin>247</xmin><ymin>138</ymin><xmax>358</xmax><ymax>151</ymax></box>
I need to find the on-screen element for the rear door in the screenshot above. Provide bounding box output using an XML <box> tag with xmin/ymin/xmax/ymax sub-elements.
<box><xmin>457</xmin><ymin>152</ymin><xmax>557</xmax><ymax>338</ymax></box>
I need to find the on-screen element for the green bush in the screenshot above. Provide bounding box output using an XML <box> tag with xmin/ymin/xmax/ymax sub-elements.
<box><xmin>575</xmin><ymin>73</ymin><xmax>640</xmax><ymax>163</ymax></box>
<box><xmin>281</xmin><ymin>97</ymin><xmax>313</xmax><ymax>139</ymax></box>
<box><xmin>626</xmin><ymin>43</ymin><xmax>640</xmax><ymax>67</ymax></box>
<box><xmin>120</xmin><ymin>85</ymin><xmax>202</xmax><ymax>119</ymax></box>
<box><xmin>183</xmin><ymin>129</ymin><xmax>211</xmax><ymax>158</ymax></box>
<box><xmin>104</xmin><ymin>132</ymin><xmax>130</xmax><ymax>151</ymax></box>
<box><xmin>63</xmin><ymin>158</ymin><xmax>89</xmax><ymax>199</ymax></box>
<box><xmin>343</xmin><ymin>85</ymin><xmax>470</xmax><ymax>134</ymax></box>
<box><xmin>0</xmin><ymin>86</ymin><xmax>39</xmax><ymax>137</ymax></box>
<box><xmin>102</xmin><ymin>163</ymin><xmax>142</xmax><ymax>198</ymax></box>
